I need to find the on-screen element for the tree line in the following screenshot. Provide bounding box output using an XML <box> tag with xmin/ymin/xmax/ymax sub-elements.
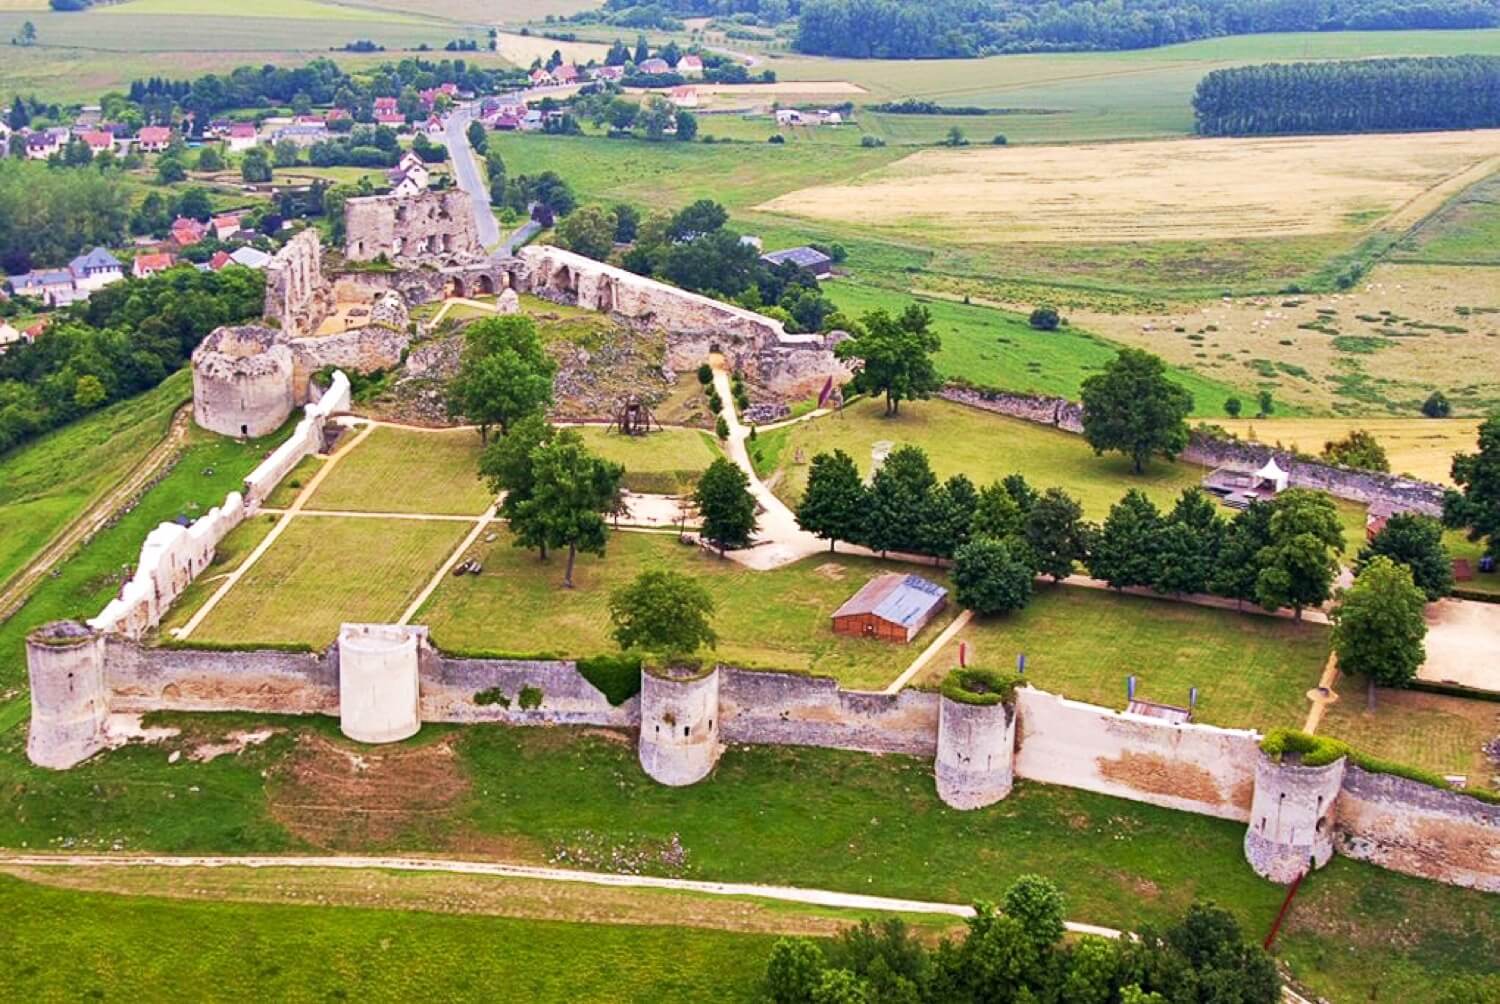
<box><xmin>0</xmin><ymin>266</ymin><xmax>265</xmax><ymax>455</ymax></box>
<box><xmin>1193</xmin><ymin>55</ymin><xmax>1500</xmax><ymax>136</ymax></box>
<box><xmin>793</xmin><ymin>0</ymin><xmax>1499</xmax><ymax>58</ymax></box>
<box><xmin>0</xmin><ymin>160</ymin><xmax>130</xmax><ymax>274</ymax></box>
<box><xmin>767</xmin><ymin>875</ymin><xmax>1279</xmax><ymax>1004</ymax></box>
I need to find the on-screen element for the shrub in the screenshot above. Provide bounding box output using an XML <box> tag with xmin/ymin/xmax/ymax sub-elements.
<box><xmin>992</xmin><ymin>134</ymin><xmax>1007</xmax><ymax>145</ymax></box>
<box><xmin>941</xmin><ymin>668</ymin><xmax>1021</xmax><ymax>706</ymax></box>
<box><xmin>707</xmin><ymin>389</ymin><xmax>723</xmax><ymax>413</ymax></box>
<box><xmin>576</xmin><ymin>653</ymin><xmax>643</xmax><ymax>705</ymax></box>
<box><xmin>715</xmin><ymin>415</ymin><xmax>730</xmax><ymax>440</ymax></box>
<box><xmin>1421</xmin><ymin>390</ymin><xmax>1451</xmax><ymax>418</ymax></box>
<box><xmin>860</xmin><ymin>134</ymin><xmax>886</xmax><ymax>147</ymax></box>
<box><xmin>474</xmin><ymin>687</ymin><xmax>511</xmax><ymax>707</ymax></box>
<box><xmin>1028</xmin><ymin>306</ymin><xmax>1060</xmax><ymax>331</ymax></box>
<box><xmin>768</xmin><ymin>134</ymin><xmax>785</xmax><ymax>144</ymax></box>
<box><xmin>696</xmin><ymin>363</ymin><xmax>713</xmax><ymax>384</ymax></box>
<box><xmin>518</xmin><ymin>685</ymin><xmax>543</xmax><ymax>710</ymax></box>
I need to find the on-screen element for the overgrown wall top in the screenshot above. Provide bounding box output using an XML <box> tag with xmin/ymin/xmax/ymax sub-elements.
<box><xmin>717</xmin><ymin>667</ymin><xmax>939</xmax><ymax>756</ymax></box>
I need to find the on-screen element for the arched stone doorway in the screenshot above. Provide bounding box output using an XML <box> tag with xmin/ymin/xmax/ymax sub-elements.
<box><xmin>477</xmin><ymin>273</ymin><xmax>496</xmax><ymax>296</ymax></box>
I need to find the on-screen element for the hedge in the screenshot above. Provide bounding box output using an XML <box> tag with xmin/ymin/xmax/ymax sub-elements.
<box><xmin>1451</xmin><ymin>587</ymin><xmax>1500</xmax><ymax>604</ymax></box>
<box><xmin>1260</xmin><ymin>728</ymin><xmax>1499</xmax><ymax>804</ymax></box>
<box><xmin>576</xmin><ymin>653</ymin><xmax>642</xmax><ymax>706</ymax></box>
<box><xmin>156</xmin><ymin>639</ymin><xmax>318</xmax><ymax>654</ymax></box>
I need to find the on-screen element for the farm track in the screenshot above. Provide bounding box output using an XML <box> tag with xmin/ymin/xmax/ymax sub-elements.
<box><xmin>0</xmin><ymin>404</ymin><xmax>193</xmax><ymax>626</ymax></box>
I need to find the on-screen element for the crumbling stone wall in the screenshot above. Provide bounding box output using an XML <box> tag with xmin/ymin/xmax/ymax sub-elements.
<box><xmin>287</xmin><ymin>325</ymin><xmax>408</xmax><ymax>402</ymax></box>
<box><xmin>424</xmin><ymin>656</ymin><xmax>636</xmax><ymax>727</ymax></box>
<box><xmin>940</xmin><ymin>386</ymin><xmax>1085</xmax><ymax>433</ymax></box>
<box><xmin>519</xmin><ymin>246</ymin><xmax>849</xmax><ymax>400</ymax></box>
<box><xmin>1014</xmin><ymin>688</ymin><xmax>1260</xmax><ymax>822</ymax></box>
<box><xmin>344</xmin><ymin>190</ymin><xmax>482</xmax><ymax>266</ymax></box>
<box><xmin>1335</xmin><ymin>765</ymin><xmax>1500</xmax><ymax>891</ymax></box>
<box><xmin>264</xmin><ymin>230</ymin><xmax>332</xmax><ymax>339</ymax></box>
<box><xmin>106</xmin><ymin>639</ymin><xmax>338</xmax><ymax>716</ymax></box>
<box><xmin>717</xmin><ymin>667</ymin><xmax>939</xmax><ymax>756</ymax></box>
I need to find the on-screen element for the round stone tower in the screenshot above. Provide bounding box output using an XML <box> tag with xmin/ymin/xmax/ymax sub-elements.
<box><xmin>638</xmin><ymin>663</ymin><xmax>721</xmax><ymax>786</ymax></box>
<box><xmin>935</xmin><ymin>669</ymin><xmax>1019</xmax><ymax>810</ymax></box>
<box><xmin>337</xmin><ymin>623</ymin><xmax>422</xmax><ymax>744</ymax></box>
<box><xmin>26</xmin><ymin>621</ymin><xmax>109</xmax><ymax>770</ymax></box>
<box><xmin>1244</xmin><ymin>748</ymin><xmax>1347</xmax><ymax>883</ymax></box>
<box><xmin>191</xmin><ymin>324</ymin><xmax>294</xmax><ymax>438</ymax></box>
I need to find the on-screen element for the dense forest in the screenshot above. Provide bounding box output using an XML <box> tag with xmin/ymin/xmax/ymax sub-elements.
<box><xmin>0</xmin><ymin>162</ymin><xmax>130</xmax><ymax>274</ymax></box>
<box><xmin>0</xmin><ymin>267</ymin><xmax>264</xmax><ymax>455</ymax></box>
<box><xmin>1194</xmin><ymin>55</ymin><xmax>1500</xmax><ymax>135</ymax></box>
<box><xmin>791</xmin><ymin>0</ymin><xmax>1499</xmax><ymax>58</ymax></box>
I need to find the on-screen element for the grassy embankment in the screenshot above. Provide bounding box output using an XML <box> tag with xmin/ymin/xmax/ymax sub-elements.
<box><xmin>0</xmin><ymin>370</ymin><xmax>189</xmax><ymax>593</ymax></box>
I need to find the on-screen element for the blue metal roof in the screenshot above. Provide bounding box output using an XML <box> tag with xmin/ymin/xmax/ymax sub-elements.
<box><xmin>761</xmin><ymin>246</ymin><xmax>832</xmax><ymax>269</ymax></box>
<box><xmin>833</xmin><ymin>573</ymin><xmax>947</xmax><ymax>628</ymax></box>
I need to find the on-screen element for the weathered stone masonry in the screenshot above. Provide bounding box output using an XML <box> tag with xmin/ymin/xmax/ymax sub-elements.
<box><xmin>28</xmin><ymin>634</ymin><xmax>1495</xmax><ymax>892</ymax></box>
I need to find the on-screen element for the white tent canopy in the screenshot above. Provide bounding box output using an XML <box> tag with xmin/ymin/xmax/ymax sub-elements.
<box><xmin>1255</xmin><ymin>458</ymin><xmax>1289</xmax><ymax>493</ymax></box>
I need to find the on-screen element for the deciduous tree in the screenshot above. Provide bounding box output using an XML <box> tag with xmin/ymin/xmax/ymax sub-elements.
<box><xmin>953</xmin><ymin>536</ymin><xmax>1033</xmax><ymax>615</ymax></box>
<box><xmin>1079</xmin><ymin>348</ymin><xmax>1193</xmax><ymax>474</ymax></box>
<box><xmin>1444</xmin><ymin>415</ymin><xmax>1500</xmax><ymax>559</ymax></box>
<box><xmin>608</xmin><ymin>569</ymin><xmax>717</xmax><ymax>658</ymax></box>
<box><xmin>1023</xmin><ymin>487</ymin><xmax>1091</xmax><ymax>580</ymax></box>
<box><xmin>446</xmin><ymin>316</ymin><xmax>556</xmax><ymax>443</ymax></box>
<box><xmin>695</xmin><ymin>457</ymin><xmax>757</xmax><ymax>554</ymax></box>
<box><xmin>796</xmin><ymin>449</ymin><xmax>866</xmax><ymax>551</ymax></box>
<box><xmin>1254</xmin><ymin>488</ymin><xmax>1344</xmax><ymax>619</ymax></box>
<box><xmin>1358</xmin><ymin>512</ymin><xmax>1453</xmax><ymax>600</ymax></box>
<box><xmin>511</xmin><ymin>430</ymin><xmax>623</xmax><ymax>587</ymax></box>
<box><xmin>1332</xmin><ymin>556</ymin><xmax>1428</xmax><ymax>706</ymax></box>
<box><xmin>834</xmin><ymin>304</ymin><xmax>941</xmax><ymax>416</ymax></box>
<box><xmin>1088</xmin><ymin>489</ymin><xmax>1161</xmax><ymax>590</ymax></box>
<box><xmin>555</xmin><ymin>203</ymin><xmax>616</xmax><ymax>260</ymax></box>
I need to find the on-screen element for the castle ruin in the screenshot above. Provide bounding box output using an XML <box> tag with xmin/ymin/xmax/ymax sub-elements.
<box><xmin>344</xmin><ymin>189</ymin><xmax>482</xmax><ymax>266</ymax></box>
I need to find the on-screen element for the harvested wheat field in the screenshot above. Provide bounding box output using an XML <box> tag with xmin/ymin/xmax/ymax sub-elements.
<box><xmin>1213</xmin><ymin>417</ymin><xmax>1479</xmax><ymax>484</ymax></box>
<box><xmin>1071</xmin><ymin>263</ymin><xmax>1500</xmax><ymax>415</ymax></box>
<box><xmin>757</xmin><ymin>131</ymin><xmax>1500</xmax><ymax>243</ymax></box>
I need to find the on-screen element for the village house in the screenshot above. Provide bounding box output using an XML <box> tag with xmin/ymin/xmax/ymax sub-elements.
<box><xmin>819</xmin><ymin>109</ymin><xmax>844</xmax><ymax>125</ymax></box>
<box><xmin>68</xmin><ymin>247</ymin><xmax>124</xmax><ymax>292</ymax></box>
<box><xmin>0</xmin><ymin>319</ymin><xmax>24</xmax><ymax>353</ymax></box>
<box><xmin>387</xmin><ymin>152</ymin><xmax>430</xmax><ymax>197</ymax></box>
<box><xmin>774</xmin><ymin>108</ymin><xmax>806</xmax><ymax>126</ymax></box>
<box><xmin>324</xmin><ymin>108</ymin><xmax>351</xmax><ymax>125</ymax></box>
<box><xmin>521</xmin><ymin>109</ymin><xmax>545</xmax><ymax>132</ymax></box>
<box><xmin>373</xmin><ymin>97</ymin><xmax>405</xmax><ymax>127</ymax></box>
<box><xmin>25</xmin><ymin>130</ymin><xmax>66</xmax><ymax>160</ymax></box>
<box><xmin>589</xmin><ymin>65</ymin><xmax>624</xmax><ymax>83</ymax></box>
<box><xmin>761</xmin><ymin>245</ymin><xmax>835</xmax><ymax>277</ymax></box>
<box><xmin>528</xmin><ymin>67</ymin><xmax>555</xmax><ymax>87</ymax></box>
<box><xmin>136</xmin><ymin>125</ymin><xmax>173</xmax><ymax>153</ymax></box>
<box><xmin>553</xmin><ymin>64</ymin><xmax>580</xmax><ymax>84</ymax></box>
<box><xmin>211</xmin><ymin>214</ymin><xmax>243</xmax><ymax>242</ymax></box>
<box><xmin>170</xmin><ymin>217</ymin><xmax>209</xmax><ymax>249</ymax></box>
<box><xmin>638</xmin><ymin>57</ymin><xmax>671</xmax><ymax>75</ymax></box>
<box><xmin>669</xmin><ymin>86</ymin><xmax>700</xmax><ymax>109</ymax></box>
<box><xmin>77</xmin><ymin>130</ymin><xmax>116</xmax><ymax>156</ymax></box>
<box><xmin>422</xmin><ymin>114</ymin><xmax>445</xmax><ymax>136</ymax></box>
<box><xmin>677</xmin><ymin>54</ymin><xmax>704</xmax><ymax>77</ymax></box>
<box><xmin>272</xmin><ymin>123</ymin><xmax>330</xmax><ymax>147</ymax></box>
<box><xmin>131</xmin><ymin>252</ymin><xmax>176</xmax><ymax>279</ymax></box>
<box><xmin>203</xmin><ymin>250</ymin><xmax>234</xmax><ymax>273</ymax></box>
<box><xmin>493</xmin><ymin>113</ymin><xmax>522</xmax><ymax>131</ymax></box>
<box><xmin>225</xmin><ymin>123</ymin><xmax>260</xmax><ymax>153</ymax></box>
<box><xmin>11</xmin><ymin>269</ymin><xmax>83</xmax><ymax>307</ymax></box>
<box><xmin>830</xmin><ymin>574</ymin><xmax>948</xmax><ymax>644</ymax></box>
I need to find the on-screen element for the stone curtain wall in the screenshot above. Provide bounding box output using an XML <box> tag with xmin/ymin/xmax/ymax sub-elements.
<box><xmin>1013</xmin><ymin>689</ymin><xmax>1260</xmax><ymax>822</ymax></box>
<box><xmin>1335</xmin><ymin>765</ymin><xmax>1500</xmax><ymax>891</ymax></box>
<box><xmin>938</xmin><ymin>386</ymin><xmax>1446</xmax><ymax>515</ymax></box>
<box><xmin>89</xmin><ymin>373</ymin><xmax>351</xmax><ymax>639</ymax></box>
<box><xmin>106</xmin><ymin>640</ymin><xmax>339</xmax><ymax>716</ymax></box>
<box><xmin>344</xmin><ymin>190</ymin><xmax>482</xmax><ymax>265</ymax></box>
<box><xmin>718</xmin><ymin>668</ymin><xmax>940</xmax><ymax>755</ymax></box>
<box><xmin>424</xmin><ymin>656</ymin><xmax>637</xmax><ymax>727</ymax></box>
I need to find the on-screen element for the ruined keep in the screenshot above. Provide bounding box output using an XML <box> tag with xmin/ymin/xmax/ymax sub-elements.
<box><xmin>344</xmin><ymin>189</ymin><xmax>482</xmax><ymax>266</ymax></box>
<box><xmin>191</xmin><ymin>325</ymin><xmax>295</xmax><ymax>438</ymax></box>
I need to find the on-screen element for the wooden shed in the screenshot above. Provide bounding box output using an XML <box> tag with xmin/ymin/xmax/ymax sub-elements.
<box><xmin>831</xmin><ymin>574</ymin><xmax>948</xmax><ymax>644</ymax></box>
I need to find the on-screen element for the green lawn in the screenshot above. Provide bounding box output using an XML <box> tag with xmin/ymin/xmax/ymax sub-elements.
<box><xmin>308</xmin><ymin>425</ymin><xmax>494</xmax><ymax>516</ymax></box>
<box><xmin>0</xmin><ymin>420</ymin><xmax>299</xmax><ymax>693</ymax></box>
<box><xmin>419</xmin><ymin>528</ymin><xmax>950</xmax><ymax>689</ymax></box>
<box><xmin>1395</xmin><ymin>170</ymin><xmax>1500</xmax><ymax>266</ymax></box>
<box><xmin>0</xmin><ymin>370</ymin><xmax>189</xmax><ymax>594</ymax></box>
<box><xmin>1319</xmin><ymin>678</ymin><xmax>1500</xmax><ymax>785</ymax></box>
<box><xmin>928</xmin><ymin>584</ymin><xmax>1328</xmax><ymax>731</ymax></box>
<box><xmin>571</xmin><ymin>425</ymin><xmax>722</xmax><ymax>494</ymax></box>
<box><xmin>825</xmin><ymin>281</ymin><xmax>1249</xmax><ymax>410</ymax></box>
<box><xmin>0</xmin><ymin>872</ymin><xmax>771</xmax><ymax>1002</ymax></box>
<box><xmin>187</xmin><ymin>516</ymin><xmax>469</xmax><ymax>648</ymax></box>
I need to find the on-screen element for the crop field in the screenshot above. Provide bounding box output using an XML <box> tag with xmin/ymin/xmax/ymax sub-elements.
<box><xmin>493</xmin><ymin>30</ymin><xmax>612</xmax><ymax>67</ymax></box>
<box><xmin>0</xmin><ymin>370</ymin><xmax>188</xmax><ymax>593</ymax></box>
<box><xmin>0</xmin><ymin>873</ymin><xmax>772</xmax><ymax>1002</ymax></box>
<box><xmin>757</xmin><ymin>131</ymin><xmax>1500</xmax><ymax>245</ymax></box>
<box><xmin>1214</xmin><ymin>417</ymin><xmax>1481</xmax><ymax>485</ymax></box>
<box><xmin>1394</xmin><ymin>170</ymin><xmax>1500</xmax><ymax>265</ymax></box>
<box><xmin>824</xmin><ymin>281</ymin><xmax>1249</xmax><ymax>409</ymax></box>
<box><xmin>1075</xmin><ymin>263</ymin><xmax>1500</xmax><ymax>416</ymax></box>
<box><xmin>923</xmin><ymin>585</ymin><xmax>1328</xmax><ymax>730</ymax></box>
<box><xmin>307</xmin><ymin>426</ymin><xmax>494</xmax><ymax>516</ymax></box>
<box><xmin>186</xmin><ymin>516</ymin><xmax>467</xmax><ymax>648</ymax></box>
<box><xmin>419</xmin><ymin>529</ymin><xmax>951</xmax><ymax>690</ymax></box>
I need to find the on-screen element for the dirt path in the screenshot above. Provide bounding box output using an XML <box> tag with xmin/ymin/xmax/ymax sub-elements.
<box><xmin>0</xmin><ymin>852</ymin><xmax>1121</xmax><ymax>938</ymax></box>
<box><xmin>0</xmin><ymin>403</ymin><xmax>192</xmax><ymax>624</ymax></box>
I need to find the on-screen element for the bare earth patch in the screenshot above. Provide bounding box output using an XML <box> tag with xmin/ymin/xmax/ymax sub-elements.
<box><xmin>267</xmin><ymin>733</ymin><xmax>470</xmax><ymax>850</ymax></box>
<box><xmin>757</xmin><ymin>131</ymin><xmax>1500</xmax><ymax>243</ymax></box>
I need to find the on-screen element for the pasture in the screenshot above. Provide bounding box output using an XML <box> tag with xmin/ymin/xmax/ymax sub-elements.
<box><xmin>922</xmin><ymin>585</ymin><xmax>1329</xmax><ymax>731</ymax></box>
<box><xmin>755</xmin><ymin>131</ymin><xmax>1500</xmax><ymax>245</ymax></box>
<box><xmin>1395</xmin><ymin>170</ymin><xmax>1500</xmax><ymax>265</ymax></box>
<box><xmin>186</xmin><ymin>516</ymin><xmax>468</xmax><ymax>648</ymax></box>
<box><xmin>1075</xmin><ymin>262</ymin><xmax>1500</xmax><ymax>416</ymax></box>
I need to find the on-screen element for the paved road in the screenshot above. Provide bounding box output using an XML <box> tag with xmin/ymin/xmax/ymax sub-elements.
<box><xmin>443</xmin><ymin>106</ymin><xmax>500</xmax><ymax>249</ymax></box>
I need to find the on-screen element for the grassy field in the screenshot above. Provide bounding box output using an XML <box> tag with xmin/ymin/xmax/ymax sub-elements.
<box><xmin>1320</xmin><ymin>680</ymin><xmax>1500</xmax><ymax>784</ymax></box>
<box><xmin>0</xmin><ymin>370</ymin><xmax>189</xmax><ymax>593</ymax></box>
<box><xmin>308</xmin><ymin>425</ymin><xmax>494</xmax><ymax>516</ymax></box>
<box><xmin>1215</xmin><ymin>417</ymin><xmax>1482</xmax><ymax>485</ymax></box>
<box><xmin>2</xmin><ymin>712</ymin><xmax>1492</xmax><ymax>1002</ymax></box>
<box><xmin>187</xmin><ymin>516</ymin><xmax>468</xmax><ymax>648</ymax></box>
<box><xmin>419</xmin><ymin>529</ymin><xmax>951</xmax><ymax>689</ymax></box>
<box><xmin>1395</xmin><ymin>170</ymin><xmax>1500</xmax><ymax>265</ymax></box>
<box><xmin>0</xmin><ymin>421</ymin><xmax>297</xmax><ymax>693</ymax></box>
<box><xmin>925</xmin><ymin>585</ymin><xmax>1328</xmax><ymax>730</ymax></box>
<box><xmin>0</xmin><ymin>871</ymin><xmax>772</xmax><ymax>1002</ymax></box>
<box><xmin>571</xmin><ymin>425</ymin><xmax>722</xmax><ymax>494</ymax></box>
<box><xmin>826</xmin><ymin>281</ymin><xmax>1250</xmax><ymax>409</ymax></box>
